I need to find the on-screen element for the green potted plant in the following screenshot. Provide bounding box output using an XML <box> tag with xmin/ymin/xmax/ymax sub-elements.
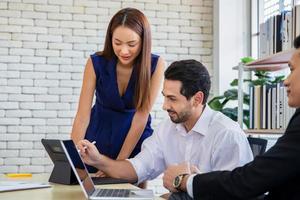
<box><xmin>208</xmin><ymin>60</ymin><xmax>285</xmax><ymax>128</ymax></box>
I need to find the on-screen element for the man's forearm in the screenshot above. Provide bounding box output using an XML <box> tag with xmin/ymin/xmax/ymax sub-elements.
<box><xmin>96</xmin><ymin>156</ymin><xmax>138</xmax><ymax>182</ymax></box>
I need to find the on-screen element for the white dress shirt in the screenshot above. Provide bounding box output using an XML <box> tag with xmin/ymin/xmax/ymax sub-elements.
<box><xmin>128</xmin><ymin>106</ymin><xmax>253</xmax><ymax>185</ymax></box>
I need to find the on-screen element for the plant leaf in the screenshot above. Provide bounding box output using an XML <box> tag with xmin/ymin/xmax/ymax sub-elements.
<box><xmin>208</xmin><ymin>95</ymin><xmax>225</xmax><ymax>102</ymax></box>
<box><xmin>254</xmin><ymin>70</ymin><xmax>271</xmax><ymax>79</ymax></box>
<box><xmin>230</xmin><ymin>79</ymin><xmax>238</xmax><ymax>86</ymax></box>
<box><xmin>272</xmin><ymin>75</ymin><xmax>285</xmax><ymax>83</ymax></box>
<box><xmin>243</xmin><ymin>94</ymin><xmax>250</xmax><ymax>105</ymax></box>
<box><xmin>241</xmin><ymin>57</ymin><xmax>255</xmax><ymax>63</ymax></box>
<box><xmin>243</xmin><ymin>109</ymin><xmax>250</xmax><ymax>128</ymax></box>
<box><xmin>224</xmin><ymin>89</ymin><xmax>238</xmax><ymax>100</ymax></box>
<box><xmin>252</xmin><ymin>79</ymin><xmax>270</xmax><ymax>86</ymax></box>
<box><xmin>221</xmin><ymin>107</ymin><xmax>238</xmax><ymax>121</ymax></box>
<box><xmin>208</xmin><ymin>99</ymin><xmax>223</xmax><ymax>111</ymax></box>
<box><xmin>230</xmin><ymin>79</ymin><xmax>252</xmax><ymax>86</ymax></box>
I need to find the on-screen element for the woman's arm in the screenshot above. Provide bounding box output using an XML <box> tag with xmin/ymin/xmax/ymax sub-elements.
<box><xmin>70</xmin><ymin>58</ymin><xmax>96</xmax><ymax>144</ymax></box>
<box><xmin>117</xmin><ymin>57</ymin><xmax>165</xmax><ymax>160</ymax></box>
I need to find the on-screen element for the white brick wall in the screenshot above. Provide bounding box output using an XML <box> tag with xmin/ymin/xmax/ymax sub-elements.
<box><xmin>0</xmin><ymin>0</ymin><xmax>214</xmax><ymax>196</ymax></box>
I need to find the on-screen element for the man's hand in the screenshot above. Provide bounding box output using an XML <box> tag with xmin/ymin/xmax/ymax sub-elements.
<box><xmin>77</xmin><ymin>139</ymin><xmax>102</xmax><ymax>167</ymax></box>
<box><xmin>94</xmin><ymin>170</ymin><xmax>107</xmax><ymax>177</ymax></box>
<box><xmin>163</xmin><ymin>163</ymin><xmax>191</xmax><ymax>192</ymax></box>
<box><xmin>190</xmin><ymin>165</ymin><xmax>201</xmax><ymax>174</ymax></box>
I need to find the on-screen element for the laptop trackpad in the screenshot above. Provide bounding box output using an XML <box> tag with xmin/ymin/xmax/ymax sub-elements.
<box><xmin>130</xmin><ymin>189</ymin><xmax>154</xmax><ymax>198</ymax></box>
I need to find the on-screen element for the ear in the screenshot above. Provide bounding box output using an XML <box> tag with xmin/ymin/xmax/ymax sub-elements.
<box><xmin>192</xmin><ymin>91</ymin><xmax>204</xmax><ymax>106</ymax></box>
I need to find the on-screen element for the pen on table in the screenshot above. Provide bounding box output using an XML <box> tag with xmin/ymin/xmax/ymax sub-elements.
<box><xmin>6</xmin><ymin>173</ymin><xmax>32</xmax><ymax>178</ymax></box>
<box><xmin>77</xmin><ymin>141</ymin><xmax>96</xmax><ymax>153</ymax></box>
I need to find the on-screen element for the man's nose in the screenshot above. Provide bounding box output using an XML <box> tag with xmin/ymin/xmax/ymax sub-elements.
<box><xmin>283</xmin><ymin>75</ymin><xmax>290</xmax><ymax>87</ymax></box>
<box><xmin>162</xmin><ymin>100</ymin><xmax>168</xmax><ymax>111</ymax></box>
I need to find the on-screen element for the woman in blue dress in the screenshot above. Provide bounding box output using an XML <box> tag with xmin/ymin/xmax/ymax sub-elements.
<box><xmin>71</xmin><ymin>8</ymin><xmax>165</xmax><ymax>175</ymax></box>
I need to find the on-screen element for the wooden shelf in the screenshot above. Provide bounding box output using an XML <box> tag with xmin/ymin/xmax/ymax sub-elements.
<box><xmin>233</xmin><ymin>64</ymin><xmax>288</xmax><ymax>71</ymax></box>
<box><xmin>244</xmin><ymin>129</ymin><xmax>284</xmax><ymax>135</ymax></box>
<box><xmin>244</xmin><ymin>63</ymin><xmax>288</xmax><ymax>71</ymax></box>
<box><xmin>244</xmin><ymin>49</ymin><xmax>294</xmax><ymax>71</ymax></box>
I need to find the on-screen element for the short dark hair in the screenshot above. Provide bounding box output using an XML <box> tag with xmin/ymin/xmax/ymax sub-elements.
<box><xmin>294</xmin><ymin>35</ymin><xmax>300</xmax><ymax>49</ymax></box>
<box><xmin>164</xmin><ymin>59</ymin><xmax>211</xmax><ymax>104</ymax></box>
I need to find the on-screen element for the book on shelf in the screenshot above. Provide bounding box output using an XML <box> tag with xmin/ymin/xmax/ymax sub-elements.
<box><xmin>249</xmin><ymin>86</ymin><xmax>254</xmax><ymax>129</ymax></box>
<box><xmin>259</xmin><ymin>4</ymin><xmax>300</xmax><ymax>59</ymax></box>
<box><xmin>282</xmin><ymin>11</ymin><xmax>293</xmax><ymax>51</ymax></box>
<box><xmin>293</xmin><ymin>4</ymin><xmax>300</xmax><ymax>40</ymax></box>
<box><xmin>248</xmin><ymin>81</ymin><xmax>295</xmax><ymax>131</ymax></box>
<box><xmin>239</xmin><ymin>4</ymin><xmax>299</xmax><ymax>134</ymax></box>
<box><xmin>254</xmin><ymin>85</ymin><xmax>261</xmax><ymax>129</ymax></box>
<box><xmin>275</xmin><ymin>14</ymin><xmax>282</xmax><ymax>53</ymax></box>
<box><xmin>261</xmin><ymin>84</ymin><xmax>267</xmax><ymax>129</ymax></box>
<box><xmin>276</xmin><ymin>82</ymin><xmax>280</xmax><ymax>129</ymax></box>
<box><xmin>271</xmin><ymin>85</ymin><xmax>277</xmax><ymax>129</ymax></box>
<box><xmin>278</xmin><ymin>85</ymin><xmax>284</xmax><ymax>129</ymax></box>
<box><xmin>266</xmin><ymin>84</ymin><xmax>272</xmax><ymax>129</ymax></box>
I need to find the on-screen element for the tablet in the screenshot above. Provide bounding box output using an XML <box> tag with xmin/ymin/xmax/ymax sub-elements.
<box><xmin>41</xmin><ymin>139</ymin><xmax>78</xmax><ymax>185</ymax></box>
<box><xmin>41</xmin><ymin>139</ymin><xmax>128</xmax><ymax>185</ymax></box>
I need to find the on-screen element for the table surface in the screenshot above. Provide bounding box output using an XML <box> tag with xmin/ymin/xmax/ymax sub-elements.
<box><xmin>0</xmin><ymin>174</ymin><xmax>164</xmax><ymax>200</ymax></box>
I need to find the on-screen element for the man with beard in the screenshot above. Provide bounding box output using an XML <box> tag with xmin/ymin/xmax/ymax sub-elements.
<box><xmin>77</xmin><ymin>60</ymin><xmax>253</xmax><ymax>188</ymax></box>
<box><xmin>163</xmin><ymin>35</ymin><xmax>300</xmax><ymax>200</ymax></box>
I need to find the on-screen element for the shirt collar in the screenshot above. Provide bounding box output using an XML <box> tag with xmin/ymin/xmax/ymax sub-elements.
<box><xmin>175</xmin><ymin>106</ymin><xmax>214</xmax><ymax>136</ymax></box>
<box><xmin>192</xmin><ymin>106</ymin><xmax>213</xmax><ymax>136</ymax></box>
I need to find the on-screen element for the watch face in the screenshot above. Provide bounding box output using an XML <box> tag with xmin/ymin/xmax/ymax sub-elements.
<box><xmin>173</xmin><ymin>175</ymin><xmax>181</xmax><ymax>188</ymax></box>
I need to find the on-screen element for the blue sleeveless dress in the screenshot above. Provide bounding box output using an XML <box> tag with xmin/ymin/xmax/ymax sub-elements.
<box><xmin>85</xmin><ymin>53</ymin><xmax>159</xmax><ymax>162</ymax></box>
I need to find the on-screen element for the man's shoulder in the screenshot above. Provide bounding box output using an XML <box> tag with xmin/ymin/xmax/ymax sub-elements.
<box><xmin>288</xmin><ymin>108</ymin><xmax>300</xmax><ymax>128</ymax></box>
<box><xmin>209</xmin><ymin>110</ymin><xmax>240</xmax><ymax>130</ymax></box>
<box><xmin>206</xmin><ymin>110</ymin><xmax>247</xmax><ymax>143</ymax></box>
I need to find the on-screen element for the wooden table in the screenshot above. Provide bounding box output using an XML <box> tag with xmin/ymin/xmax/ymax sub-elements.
<box><xmin>0</xmin><ymin>174</ymin><xmax>164</xmax><ymax>200</ymax></box>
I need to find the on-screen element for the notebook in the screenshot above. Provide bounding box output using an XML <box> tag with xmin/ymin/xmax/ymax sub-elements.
<box><xmin>0</xmin><ymin>181</ymin><xmax>50</xmax><ymax>192</ymax></box>
<box><xmin>61</xmin><ymin>140</ymin><xmax>154</xmax><ymax>200</ymax></box>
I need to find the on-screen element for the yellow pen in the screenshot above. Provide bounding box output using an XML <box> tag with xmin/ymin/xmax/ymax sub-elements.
<box><xmin>6</xmin><ymin>173</ymin><xmax>32</xmax><ymax>178</ymax></box>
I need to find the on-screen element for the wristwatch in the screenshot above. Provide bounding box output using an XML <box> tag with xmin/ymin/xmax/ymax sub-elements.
<box><xmin>173</xmin><ymin>173</ymin><xmax>189</xmax><ymax>189</ymax></box>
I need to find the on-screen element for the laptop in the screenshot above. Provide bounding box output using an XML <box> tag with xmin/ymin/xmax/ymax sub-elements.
<box><xmin>41</xmin><ymin>139</ymin><xmax>128</xmax><ymax>185</ymax></box>
<box><xmin>61</xmin><ymin>140</ymin><xmax>154</xmax><ymax>200</ymax></box>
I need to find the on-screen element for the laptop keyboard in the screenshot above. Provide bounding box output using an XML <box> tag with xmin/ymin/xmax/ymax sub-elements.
<box><xmin>96</xmin><ymin>189</ymin><xmax>130</xmax><ymax>197</ymax></box>
<box><xmin>92</xmin><ymin>177</ymin><xmax>128</xmax><ymax>185</ymax></box>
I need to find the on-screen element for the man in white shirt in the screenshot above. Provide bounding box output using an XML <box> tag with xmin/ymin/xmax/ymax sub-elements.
<box><xmin>163</xmin><ymin>35</ymin><xmax>300</xmax><ymax>200</ymax></box>
<box><xmin>77</xmin><ymin>60</ymin><xmax>253</xmax><ymax>188</ymax></box>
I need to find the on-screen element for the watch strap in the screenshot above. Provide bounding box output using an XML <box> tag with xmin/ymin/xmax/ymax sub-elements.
<box><xmin>173</xmin><ymin>173</ymin><xmax>189</xmax><ymax>189</ymax></box>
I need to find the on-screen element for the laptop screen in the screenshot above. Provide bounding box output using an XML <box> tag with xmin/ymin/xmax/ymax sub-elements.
<box><xmin>62</xmin><ymin>140</ymin><xmax>95</xmax><ymax>196</ymax></box>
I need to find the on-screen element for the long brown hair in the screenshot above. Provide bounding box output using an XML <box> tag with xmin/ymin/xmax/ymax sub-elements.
<box><xmin>99</xmin><ymin>8</ymin><xmax>152</xmax><ymax>111</ymax></box>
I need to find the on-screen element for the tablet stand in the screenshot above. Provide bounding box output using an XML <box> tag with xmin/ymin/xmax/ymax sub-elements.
<box><xmin>49</xmin><ymin>161</ymin><xmax>78</xmax><ymax>185</ymax></box>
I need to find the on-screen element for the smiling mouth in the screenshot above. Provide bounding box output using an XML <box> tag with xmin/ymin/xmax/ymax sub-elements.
<box><xmin>121</xmin><ymin>56</ymin><xmax>130</xmax><ymax>60</ymax></box>
<box><xmin>168</xmin><ymin>111</ymin><xmax>176</xmax><ymax>116</ymax></box>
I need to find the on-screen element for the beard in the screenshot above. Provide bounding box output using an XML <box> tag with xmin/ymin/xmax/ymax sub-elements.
<box><xmin>167</xmin><ymin>109</ymin><xmax>192</xmax><ymax>124</ymax></box>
